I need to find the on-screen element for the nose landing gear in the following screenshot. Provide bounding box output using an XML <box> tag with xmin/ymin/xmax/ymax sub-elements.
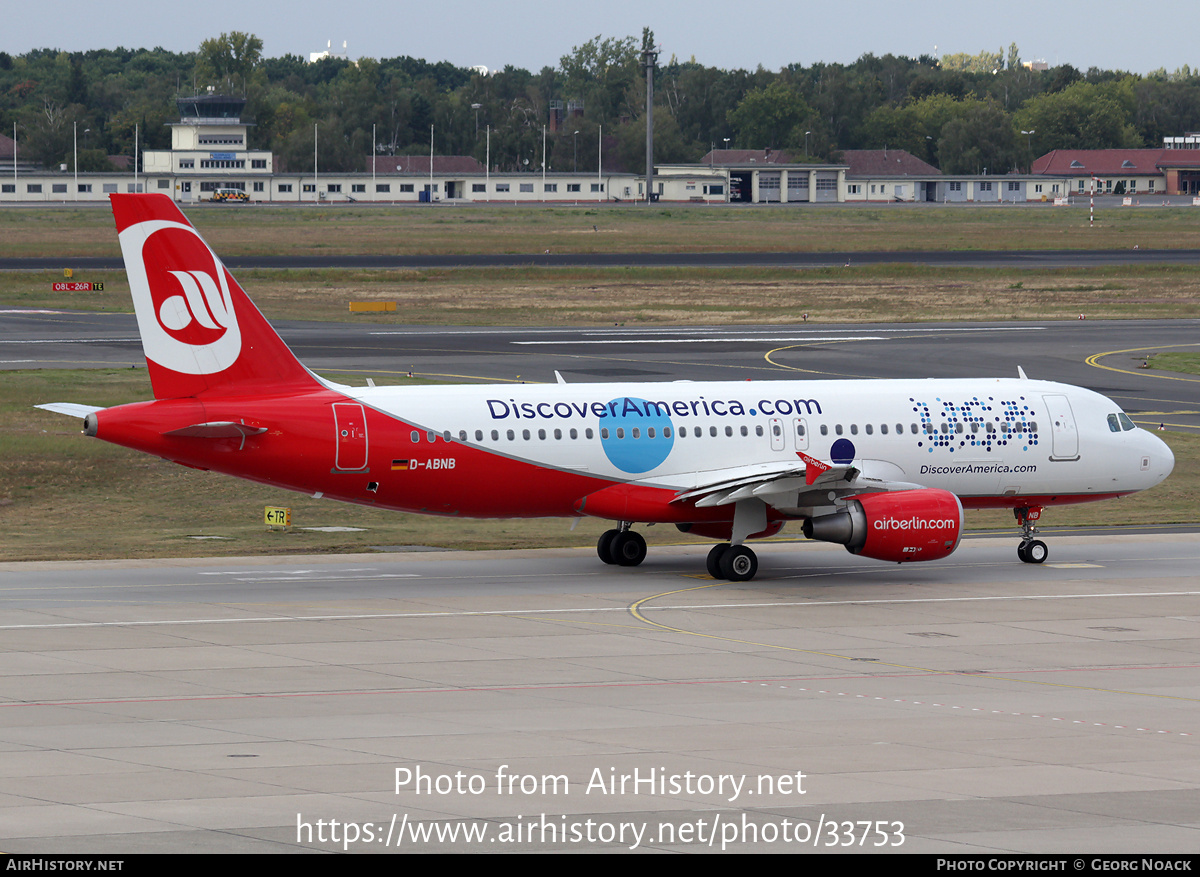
<box><xmin>1014</xmin><ymin>506</ymin><xmax>1048</xmax><ymax>564</ymax></box>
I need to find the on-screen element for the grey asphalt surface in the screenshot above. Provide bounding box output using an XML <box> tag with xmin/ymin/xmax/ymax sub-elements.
<box><xmin>1</xmin><ymin>536</ymin><xmax>1198</xmax><ymax>853</ymax></box>
<box><xmin>6</xmin><ymin>314</ymin><xmax>1200</xmax><ymax>433</ymax></box>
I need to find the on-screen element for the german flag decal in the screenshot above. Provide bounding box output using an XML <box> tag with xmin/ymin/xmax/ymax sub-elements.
<box><xmin>391</xmin><ymin>459</ymin><xmax>410</xmax><ymax>471</ymax></box>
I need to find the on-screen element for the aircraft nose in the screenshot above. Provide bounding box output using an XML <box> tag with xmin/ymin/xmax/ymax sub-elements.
<box><xmin>1143</xmin><ymin>430</ymin><xmax>1174</xmax><ymax>486</ymax></box>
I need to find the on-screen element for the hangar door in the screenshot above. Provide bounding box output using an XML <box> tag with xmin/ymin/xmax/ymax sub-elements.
<box><xmin>758</xmin><ymin>172</ymin><xmax>781</xmax><ymax>202</ymax></box>
<box><xmin>813</xmin><ymin>172</ymin><xmax>839</xmax><ymax>202</ymax></box>
<box><xmin>787</xmin><ymin>173</ymin><xmax>809</xmax><ymax>202</ymax></box>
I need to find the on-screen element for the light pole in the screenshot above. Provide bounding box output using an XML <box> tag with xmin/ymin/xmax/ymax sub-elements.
<box><xmin>573</xmin><ymin>130</ymin><xmax>579</xmax><ymax>173</ymax></box>
<box><xmin>804</xmin><ymin>130</ymin><xmax>811</xmax><ymax>161</ymax></box>
<box><xmin>642</xmin><ymin>43</ymin><xmax>659</xmax><ymax>203</ymax></box>
<box><xmin>1021</xmin><ymin>129</ymin><xmax>1035</xmax><ymax>171</ymax></box>
<box><xmin>472</xmin><ymin>103</ymin><xmax>482</xmax><ymax>136</ymax></box>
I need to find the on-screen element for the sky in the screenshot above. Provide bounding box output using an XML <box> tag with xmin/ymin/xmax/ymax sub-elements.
<box><xmin>6</xmin><ymin>0</ymin><xmax>1199</xmax><ymax>76</ymax></box>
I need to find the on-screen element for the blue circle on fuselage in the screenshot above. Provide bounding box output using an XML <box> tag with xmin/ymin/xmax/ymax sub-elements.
<box><xmin>600</xmin><ymin>397</ymin><xmax>674</xmax><ymax>473</ymax></box>
<box><xmin>830</xmin><ymin>438</ymin><xmax>856</xmax><ymax>464</ymax></box>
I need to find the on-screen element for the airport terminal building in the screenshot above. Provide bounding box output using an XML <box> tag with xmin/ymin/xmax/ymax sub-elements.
<box><xmin>5</xmin><ymin>95</ymin><xmax>1200</xmax><ymax>206</ymax></box>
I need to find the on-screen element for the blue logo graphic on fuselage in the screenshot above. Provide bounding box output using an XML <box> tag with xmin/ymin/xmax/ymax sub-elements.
<box><xmin>830</xmin><ymin>438</ymin><xmax>856</xmax><ymax>465</ymax></box>
<box><xmin>601</xmin><ymin>397</ymin><xmax>674</xmax><ymax>473</ymax></box>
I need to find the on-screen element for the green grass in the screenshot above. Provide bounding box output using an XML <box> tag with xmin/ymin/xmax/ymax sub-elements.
<box><xmin>1148</xmin><ymin>352</ymin><xmax>1200</xmax><ymax>376</ymax></box>
<box><xmin>4</xmin><ymin>202</ymin><xmax>1200</xmax><ymax>258</ymax></box>
<box><xmin>1</xmin><ymin>369</ymin><xmax>1193</xmax><ymax>562</ymax></box>
<box><xmin>8</xmin><ymin>263</ymin><xmax>1200</xmax><ymax>325</ymax></box>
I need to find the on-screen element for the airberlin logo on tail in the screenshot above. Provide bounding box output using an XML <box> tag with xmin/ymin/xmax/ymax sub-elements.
<box><xmin>118</xmin><ymin>219</ymin><xmax>242</xmax><ymax>375</ymax></box>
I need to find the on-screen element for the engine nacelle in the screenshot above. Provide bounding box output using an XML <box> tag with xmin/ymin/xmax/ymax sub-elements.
<box><xmin>802</xmin><ymin>488</ymin><xmax>963</xmax><ymax>563</ymax></box>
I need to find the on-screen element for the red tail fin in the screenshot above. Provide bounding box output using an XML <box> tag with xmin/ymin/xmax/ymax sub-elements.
<box><xmin>111</xmin><ymin>194</ymin><xmax>319</xmax><ymax>399</ymax></box>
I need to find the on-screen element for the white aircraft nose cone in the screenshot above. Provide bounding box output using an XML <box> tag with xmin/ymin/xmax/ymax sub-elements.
<box><xmin>1159</xmin><ymin>439</ymin><xmax>1175</xmax><ymax>480</ymax></box>
<box><xmin>1142</xmin><ymin>431</ymin><xmax>1174</xmax><ymax>487</ymax></box>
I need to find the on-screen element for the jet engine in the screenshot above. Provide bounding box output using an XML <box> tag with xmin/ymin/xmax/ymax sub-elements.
<box><xmin>802</xmin><ymin>489</ymin><xmax>963</xmax><ymax>563</ymax></box>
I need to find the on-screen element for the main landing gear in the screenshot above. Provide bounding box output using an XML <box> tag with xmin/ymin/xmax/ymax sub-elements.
<box><xmin>597</xmin><ymin>524</ymin><xmax>647</xmax><ymax>567</ymax></box>
<box><xmin>597</xmin><ymin>501</ymin><xmax>769</xmax><ymax>582</ymax></box>
<box><xmin>1014</xmin><ymin>506</ymin><xmax>1048</xmax><ymax>564</ymax></box>
<box><xmin>595</xmin><ymin>526</ymin><xmax>760</xmax><ymax>581</ymax></box>
<box><xmin>705</xmin><ymin>543</ymin><xmax>758</xmax><ymax>582</ymax></box>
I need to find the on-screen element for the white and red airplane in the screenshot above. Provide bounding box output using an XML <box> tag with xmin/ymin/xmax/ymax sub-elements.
<box><xmin>39</xmin><ymin>195</ymin><xmax>1174</xmax><ymax>580</ymax></box>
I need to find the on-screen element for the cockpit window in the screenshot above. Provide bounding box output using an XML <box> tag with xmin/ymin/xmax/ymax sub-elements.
<box><xmin>1107</xmin><ymin>413</ymin><xmax>1121</xmax><ymax>433</ymax></box>
<box><xmin>1119</xmin><ymin>413</ymin><xmax>1136</xmax><ymax>431</ymax></box>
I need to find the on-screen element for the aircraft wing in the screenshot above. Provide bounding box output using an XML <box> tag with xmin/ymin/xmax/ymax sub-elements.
<box><xmin>671</xmin><ymin>451</ymin><xmax>923</xmax><ymax>509</ymax></box>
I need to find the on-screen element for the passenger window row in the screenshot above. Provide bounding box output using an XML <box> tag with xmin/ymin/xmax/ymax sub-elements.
<box><xmin>408</xmin><ymin>423</ymin><xmax>779</xmax><ymax>443</ymax></box>
<box><xmin>406</xmin><ymin>419</ymin><xmax>1041</xmax><ymax>445</ymax></box>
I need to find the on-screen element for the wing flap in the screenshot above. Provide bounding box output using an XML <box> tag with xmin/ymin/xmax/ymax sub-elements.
<box><xmin>670</xmin><ymin>452</ymin><xmax>916</xmax><ymax>510</ymax></box>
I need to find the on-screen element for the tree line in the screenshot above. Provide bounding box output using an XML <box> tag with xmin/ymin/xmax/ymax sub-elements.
<box><xmin>2</xmin><ymin>33</ymin><xmax>1200</xmax><ymax>176</ymax></box>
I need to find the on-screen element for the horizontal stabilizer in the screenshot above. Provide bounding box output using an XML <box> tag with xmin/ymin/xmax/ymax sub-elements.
<box><xmin>163</xmin><ymin>421</ymin><xmax>268</xmax><ymax>439</ymax></box>
<box><xmin>36</xmin><ymin>402</ymin><xmax>105</xmax><ymax>418</ymax></box>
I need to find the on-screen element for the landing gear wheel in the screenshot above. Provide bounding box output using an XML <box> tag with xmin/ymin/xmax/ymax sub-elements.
<box><xmin>1023</xmin><ymin>539</ymin><xmax>1048</xmax><ymax>564</ymax></box>
<box><xmin>1017</xmin><ymin>541</ymin><xmax>1028</xmax><ymax>563</ymax></box>
<box><xmin>706</xmin><ymin>543</ymin><xmax>731</xmax><ymax>578</ymax></box>
<box><xmin>597</xmin><ymin>529</ymin><xmax>620</xmax><ymax>564</ymax></box>
<box><xmin>719</xmin><ymin>545</ymin><xmax>759</xmax><ymax>582</ymax></box>
<box><xmin>610</xmin><ymin>531</ymin><xmax>647</xmax><ymax>567</ymax></box>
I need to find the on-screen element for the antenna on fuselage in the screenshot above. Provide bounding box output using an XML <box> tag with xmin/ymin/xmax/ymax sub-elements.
<box><xmin>1017</xmin><ymin>366</ymin><xmax>1029</xmax><ymax>380</ymax></box>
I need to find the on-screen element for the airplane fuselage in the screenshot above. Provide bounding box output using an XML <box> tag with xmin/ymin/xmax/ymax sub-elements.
<box><xmin>88</xmin><ymin>376</ymin><xmax>1172</xmax><ymax>524</ymax></box>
